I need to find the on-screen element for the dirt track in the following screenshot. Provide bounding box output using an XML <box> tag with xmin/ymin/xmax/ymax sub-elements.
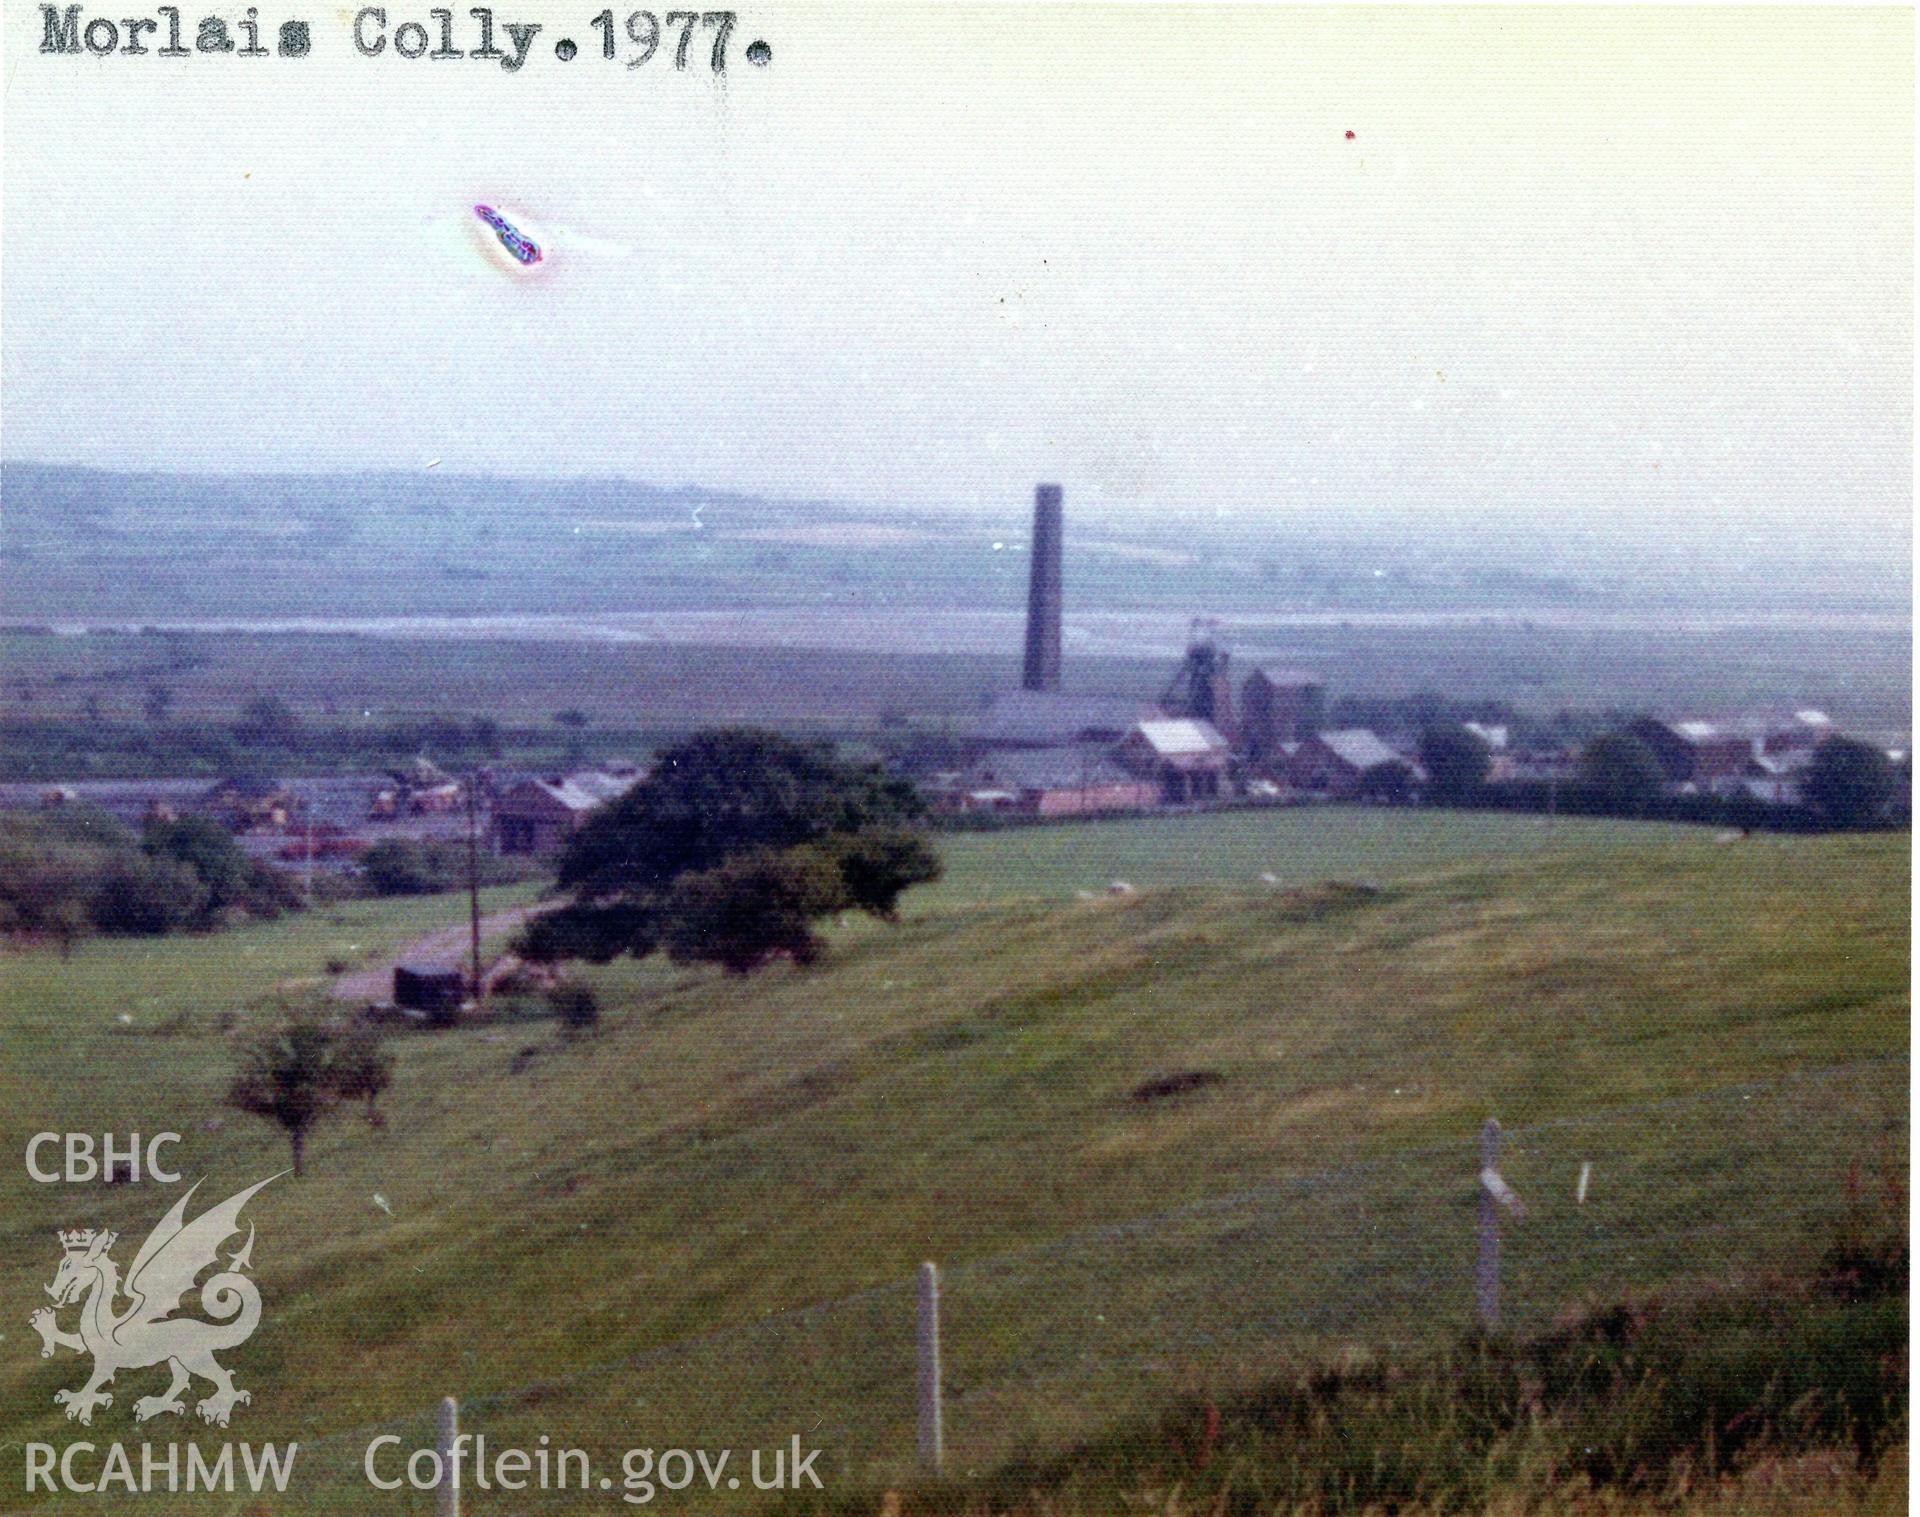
<box><xmin>329</xmin><ymin>903</ymin><xmax>548</xmax><ymax>1002</ymax></box>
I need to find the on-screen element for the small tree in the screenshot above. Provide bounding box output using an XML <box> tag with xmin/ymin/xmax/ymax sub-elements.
<box><xmin>662</xmin><ymin>848</ymin><xmax>850</xmax><ymax>974</ymax></box>
<box><xmin>1418</xmin><ymin>723</ymin><xmax>1492</xmax><ymax>803</ymax></box>
<box><xmin>228</xmin><ymin>1019</ymin><xmax>339</xmax><ymax>1177</ymax></box>
<box><xmin>228</xmin><ymin>1017</ymin><xmax>390</xmax><ymax>1174</ymax></box>
<box><xmin>1578</xmin><ymin>733</ymin><xmax>1665</xmax><ymax>815</ymax></box>
<box><xmin>1801</xmin><ymin>739</ymin><xmax>1897</xmax><ymax>829</ymax></box>
<box><xmin>328</xmin><ymin>1023</ymin><xmax>394</xmax><ymax>1123</ymax></box>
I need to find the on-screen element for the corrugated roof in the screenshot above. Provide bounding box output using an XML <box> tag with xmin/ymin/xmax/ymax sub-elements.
<box><xmin>563</xmin><ymin>770</ymin><xmax>639</xmax><ymax>804</ymax></box>
<box><xmin>972</xmin><ymin>691</ymin><xmax>1168</xmax><ymax>746</ymax></box>
<box><xmin>1314</xmin><ymin>728</ymin><xmax>1402</xmax><ymax>771</ymax></box>
<box><xmin>1132</xmin><ymin>719</ymin><xmax>1230</xmax><ymax>756</ymax></box>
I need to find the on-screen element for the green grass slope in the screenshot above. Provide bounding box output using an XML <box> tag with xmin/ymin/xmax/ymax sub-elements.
<box><xmin>0</xmin><ymin>827</ymin><xmax>1905</xmax><ymax>1512</ymax></box>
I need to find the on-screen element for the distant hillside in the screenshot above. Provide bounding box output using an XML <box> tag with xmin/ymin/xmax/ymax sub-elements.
<box><xmin>1</xmin><ymin>462</ymin><xmax>1620</xmax><ymax>622</ymax></box>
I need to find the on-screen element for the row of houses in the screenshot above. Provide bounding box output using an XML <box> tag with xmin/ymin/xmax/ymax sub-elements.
<box><xmin>6</xmin><ymin>760</ymin><xmax>650</xmax><ymax>864</ymax></box>
<box><xmin>1624</xmin><ymin>712</ymin><xmax>1849</xmax><ymax>803</ymax></box>
<box><xmin>927</xmin><ymin>671</ymin><xmax>1887</xmax><ymax>818</ymax></box>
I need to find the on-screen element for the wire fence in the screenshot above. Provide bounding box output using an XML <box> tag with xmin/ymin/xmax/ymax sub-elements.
<box><xmin>11</xmin><ymin>1056</ymin><xmax>1906</xmax><ymax>1514</ymax></box>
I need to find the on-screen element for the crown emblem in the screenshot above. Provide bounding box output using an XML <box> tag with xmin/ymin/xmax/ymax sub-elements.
<box><xmin>58</xmin><ymin>1229</ymin><xmax>98</xmax><ymax>1254</ymax></box>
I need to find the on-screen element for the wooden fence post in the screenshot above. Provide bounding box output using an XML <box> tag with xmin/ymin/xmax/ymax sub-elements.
<box><xmin>437</xmin><ymin>1394</ymin><xmax>461</xmax><ymax>1517</ymax></box>
<box><xmin>1477</xmin><ymin>1119</ymin><xmax>1502</xmax><ymax>1329</ymax></box>
<box><xmin>1477</xmin><ymin>1118</ymin><xmax>1528</xmax><ymax>1328</ymax></box>
<box><xmin>917</xmin><ymin>1261</ymin><xmax>944</xmax><ymax>1471</ymax></box>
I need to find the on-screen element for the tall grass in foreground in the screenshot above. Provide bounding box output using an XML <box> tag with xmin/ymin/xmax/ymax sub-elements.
<box><xmin>816</xmin><ymin>1210</ymin><xmax>1906</xmax><ymax>1517</ymax></box>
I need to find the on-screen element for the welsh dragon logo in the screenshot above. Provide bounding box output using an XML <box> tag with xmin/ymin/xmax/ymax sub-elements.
<box><xmin>29</xmin><ymin>1175</ymin><xmax>280</xmax><ymax>1427</ymax></box>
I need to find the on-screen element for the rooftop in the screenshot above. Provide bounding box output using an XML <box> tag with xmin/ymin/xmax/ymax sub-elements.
<box><xmin>1314</xmin><ymin>728</ymin><xmax>1404</xmax><ymax>772</ymax></box>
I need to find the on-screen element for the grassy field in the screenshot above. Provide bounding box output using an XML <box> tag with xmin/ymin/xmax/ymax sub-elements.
<box><xmin>0</xmin><ymin>818</ymin><xmax>1905</xmax><ymax>1513</ymax></box>
<box><xmin>926</xmin><ymin>806</ymin><xmax>1693</xmax><ymax>908</ymax></box>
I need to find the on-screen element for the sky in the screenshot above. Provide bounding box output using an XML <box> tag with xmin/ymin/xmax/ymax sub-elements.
<box><xmin>2</xmin><ymin>5</ymin><xmax>1912</xmax><ymax>550</ymax></box>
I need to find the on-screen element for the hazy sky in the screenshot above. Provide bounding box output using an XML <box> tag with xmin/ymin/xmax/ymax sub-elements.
<box><xmin>3</xmin><ymin>5</ymin><xmax>1911</xmax><ymax>545</ymax></box>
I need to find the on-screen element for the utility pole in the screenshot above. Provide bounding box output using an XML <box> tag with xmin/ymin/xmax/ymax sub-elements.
<box><xmin>466</xmin><ymin>772</ymin><xmax>483</xmax><ymax>1002</ymax></box>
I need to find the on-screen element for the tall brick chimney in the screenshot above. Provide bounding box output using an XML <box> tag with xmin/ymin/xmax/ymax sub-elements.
<box><xmin>1022</xmin><ymin>484</ymin><xmax>1064</xmax><ymax>692</ymax></box>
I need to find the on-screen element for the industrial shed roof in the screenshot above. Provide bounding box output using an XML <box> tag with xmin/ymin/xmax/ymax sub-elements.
<box><xmin>971</xmin><ymin>691</ymin><xmax>1168</xmax><ymax>747</ymax></box>
<box><xmin>1313</xmin><ymin>728</ymin><xmax>1405</xmax><ymax>772</ymax></box>
<box><xmin>1131</xmin><ymin>719</ymin><xmax>1232</xmax><ymax>757</ymax></box>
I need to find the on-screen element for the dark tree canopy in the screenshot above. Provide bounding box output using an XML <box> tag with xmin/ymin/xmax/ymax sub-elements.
<box><xmin>533</xmin><ymin>729</ymin><xmax>937</xmax><ymax>969</ymax></box>
<box><xmin>143</xmin><ymin>815</ymin><xmax>255</xmax><ymax>912</ymax></box>
<box><xmin>1418</xmin><ymin>723</ymin><xmax>1492</xmax><ymax>802</ymax></box>
<box><xmin>558</xmin><ymin>729</ymin><xmax>925</xmax><ymax>902</ymax></box>
<box><xmin>517</xmin><ymin>900</ymin><xmax>660</xmax><ymax>965</ymax></box>
<box><xmin>1357</xmin><ymin>760</ymin><xmax>1417</xmax><ymax>805</ymax></box>
<box><xmin>1801</xmin><ymin>738</ymin><xmax>1897</xmax><ymax>829</ymax></box>
<box><xmin>1578</xmin><ymin>733</ymin><xmax>1665</xmax><ymax>813</ymax></box>
<box><xmin>661</xmin><ymin>847</ymin><xmax>851</xmax><ymax>975</ymax></box>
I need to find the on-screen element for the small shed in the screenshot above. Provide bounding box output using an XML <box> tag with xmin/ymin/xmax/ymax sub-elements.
<box><xmin>393</xmin><ymin>963</ymin><xmax>466</xmax><ymax>1023</ymax></box>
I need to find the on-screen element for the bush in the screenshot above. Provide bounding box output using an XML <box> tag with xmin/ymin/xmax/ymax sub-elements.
<box><xmin>821</xmin><ymin>826</ymin><xmax>944</xmax><ymax>920</ymax></box>
<box><xmin>516</xmin><ymin>901</ymin><xmax>658</xmax><ymax>964</ymax></box>
<box><xmin>661</xmin><ymin>847</ymin><xmax>851</xmax><ymax>974</ymax></box>
<box><xmin>547</xmin><ymin>981</ymin><xmax>601</xmax><ymax>1032</ymax></box>
<box><xmin>89</xmin><ymin>853</ymin><xmax>207</xmax><ymax>935</ymax></box>
<box><xmin>359</xmin><ymin>840</ymin><xmax>443</xmax><ymax>896</ymax></box>
<box><xmin>359</xmin><ymin>838</ymin><xmax>534</xmax><ymax>898</ymax></box>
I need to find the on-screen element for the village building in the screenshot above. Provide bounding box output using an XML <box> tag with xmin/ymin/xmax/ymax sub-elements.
<box><xmin>1115</xmin><ymin>719</ymin><xmax>1233</xmax><ymax>804</ymax></box>
<box><xmin>1286</xmin><ymin>728</ymin><xmax>1418</xmax><ymax>798</ymax></box>
<box><xmin>491</xmin><ymin>769</ymin><xmax>642</xmax><ymax>856</ymax></box>
<box><xmin>1629</xmin><ymin>719</ymin><xmax>1756</xmax><ymax>788</ymax></box>
<box><xmin>936</xmin><ymin>746</ymin><xmax>1159</xmax><ymax>817</ymax></box>
<box><xmin>1632</xmin><ymin>713</ymin><xmax>1841</xmax><ymax>793</ymax></box>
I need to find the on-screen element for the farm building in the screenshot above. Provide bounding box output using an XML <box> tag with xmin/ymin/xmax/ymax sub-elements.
<box><xmin>937</xmin><ymin>746</ymin><xmax>1159</xmax><ymax>817</ymax></box>
<box><xmin>1241</xmin><ymin>667</ymin><xmax>1326</xmax><ymax>763</ymax></box>
<box><xmin>1116</xmin><ymin>719</ymin><xmax>1234</xmax><ymax>804</ymax></box>
<box><xmin>1286</xmin><ymin>729</ymin><xmax>1419</xmax><ymax>798</ymax></box>
<box><xmin>492</xmin><ymin>769</ymin><xmax>641</xmax><ymax>856</ymax></box>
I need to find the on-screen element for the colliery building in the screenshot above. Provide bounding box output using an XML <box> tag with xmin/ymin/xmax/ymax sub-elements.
<box><xmin>932</xmin><ymin>484</ymin><xmax>1246</xmax><ymax>817</ymax></box>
